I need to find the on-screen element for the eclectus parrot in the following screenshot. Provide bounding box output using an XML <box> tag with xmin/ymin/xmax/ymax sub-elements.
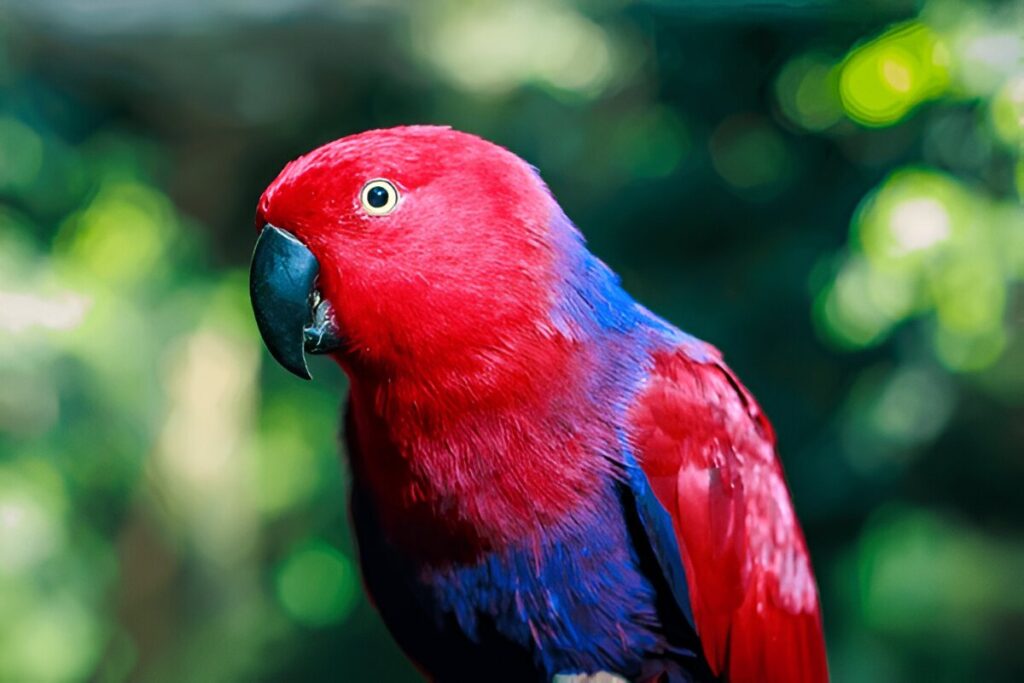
<box><xmin>249</xmin><ymin>126</ymin><xmax>828</xmax><ymax>683</ymax></box>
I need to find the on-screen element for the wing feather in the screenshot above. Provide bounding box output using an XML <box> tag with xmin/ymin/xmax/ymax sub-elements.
<box><xmin>629</xmin><ymin>346</ymin><xmax>828</xmax><ymax>683</ymax></box>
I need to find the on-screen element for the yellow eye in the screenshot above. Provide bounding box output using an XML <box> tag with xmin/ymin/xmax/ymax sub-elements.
<box><xmin>360</xmin><ymin>179</ymin><xmax>399</xmax><ymax>216</ymax></box>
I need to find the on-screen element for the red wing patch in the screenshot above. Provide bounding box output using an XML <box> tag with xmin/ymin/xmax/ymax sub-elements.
<box><xmin>629</xmin><ymin>347</ymin><xmax>828</xmax><ymax>683</ymax></box>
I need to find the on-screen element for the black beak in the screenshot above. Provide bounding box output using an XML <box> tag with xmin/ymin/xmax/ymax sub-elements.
<box><xmin>249</xmin><ymin>224</ymin><xmax>342</xmax><ymax>380</ymax></box>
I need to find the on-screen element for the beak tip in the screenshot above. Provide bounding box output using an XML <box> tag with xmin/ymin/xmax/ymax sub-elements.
<box><xmin>270</xmin><ymin>349</ymin><xmax>313</xmax><ymax>381</ymax></box>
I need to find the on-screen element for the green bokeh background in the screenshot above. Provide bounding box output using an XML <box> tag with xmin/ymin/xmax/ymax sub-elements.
<box><xmin>1</xmin><ymin>0</ymin><xmax>1022</xmax><ymax>681</ymax></box>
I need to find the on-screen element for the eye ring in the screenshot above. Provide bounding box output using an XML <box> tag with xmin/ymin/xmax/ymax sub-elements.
<box><xmin>360</xmin><ymin>179</ymin><xmax>399</xmax><ymax>216</ymax></box>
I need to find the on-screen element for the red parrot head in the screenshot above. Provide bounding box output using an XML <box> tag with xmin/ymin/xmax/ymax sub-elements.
<box><xmin>250</xmin><ymin>126</ymin><xmax>565</xmax><ymax>379</ymax></box>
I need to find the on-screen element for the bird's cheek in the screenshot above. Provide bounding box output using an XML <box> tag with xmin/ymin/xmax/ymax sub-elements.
<box><xmin>313</xmin><ymin>261</ymin><xmax>375</xmax><ymax>338</ymax></box>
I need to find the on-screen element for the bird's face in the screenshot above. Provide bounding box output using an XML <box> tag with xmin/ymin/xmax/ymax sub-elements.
<box><xmin>250</xmin><ymin>126</ymin><xmax>559</xmax><ymax>379</ymax></box>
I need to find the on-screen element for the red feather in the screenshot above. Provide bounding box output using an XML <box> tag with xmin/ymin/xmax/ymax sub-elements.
<box><xmin>629</xmin><ymin>345</ymin><xmax>829</xmax><ymax>683</ymax></box>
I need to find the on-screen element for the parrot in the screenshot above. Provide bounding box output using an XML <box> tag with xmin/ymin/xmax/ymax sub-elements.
<box><xmin>248</xmin><ymin>126</ymin><xmax>828</xmax><ymax>683</ymax></box>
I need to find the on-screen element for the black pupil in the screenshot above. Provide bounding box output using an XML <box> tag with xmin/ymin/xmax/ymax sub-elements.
<box><xmin>367</xmin><ymin>185</ymin><xmax>390</xmax><ymax>208</ymax></box>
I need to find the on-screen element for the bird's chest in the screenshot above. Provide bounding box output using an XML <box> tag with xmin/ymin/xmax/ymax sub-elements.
<box><xmin>376</xmin><ymin>495</ymin><xmax>670</xmax><ymax>681</ymax></box>
<box><xmin>345</xmin><ymin>395</ymin><xmax>616</xmax><ymax>559</ymax></box>
<box><xmin>344</xmin><ymin>384</ymin><xmax>677</xmax><ymax>677</ymax></box>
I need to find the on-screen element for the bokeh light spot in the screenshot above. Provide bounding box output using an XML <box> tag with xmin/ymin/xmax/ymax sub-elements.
<box><xmin>816</xmin><ymin>256</ymin><xmax>899</xmax><ymax>349</ymax></box>
<box><xmin>275</xmin><ymin>541</ymin><xmax>357</xmax><ymax>627</ymax></box>
<box><xmin>152</xmin><ymin>322</ymin><xmax>261</xmax><ymax>567</ymax></box>
<box><xmin>0</xmin><ymin>596</ymin><xmax>104</xmax><ymax>683</ymax></box>
<box><xmin>856</xmin><ymin>169</ymin><xmax>966</xmax><ymax>269</ymax></box>
<box><xmin>0</xmin><ymin>290</ymin><xmax>92</xmax><ymax>333</ymax></box>
<box><xmin>840</xmin><ymin>365</ymin><xmax>955</xmax><ymax>472</ymax></box>
<box><xmin>57</xmin><ymin>181</ymin><xmax>174</xmax><ymax>285</ymax></box>
<box><xmin>951</xmin><ymin>22</ymin><xmax>1024</xmax><ymax>97</ymax></box>
<box><xmin>818</xmin><ymin>165</ymin><xmax>1019</xmax><ymax>371</ymax></box>
<box><xmin>775</xmin><ymin>53</ymin><xmax>843</xmax><ymax>131</ymax></box>
<box><xmin>989</xmin><ymin>75</ymin><xmax>1024</xmax><ymax>148</ymax></box>
<box><xmin>839</xmin><ymin>23</ymin><xmax>949</xmax><ymax>127</ymax></box>
<box><xmin>888</xmin><ymin>198</ymin><xmax>950</xmax><ymax>253</ymax></box>
<box><xmin>414</xmin><ymin>1</ymin><xmax>617</xmax><ymax>97</ymax></box>
<box><xmin>0</xmin><ymin>461</ymin><xmax>67</xmax><ymax>575</ymax></box>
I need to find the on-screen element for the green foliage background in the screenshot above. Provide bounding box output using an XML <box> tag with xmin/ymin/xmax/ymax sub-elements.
<box><xmin>0</xmin><ymin>0</ymin><xmax>1022</xmax><ymax>681</ymax></box>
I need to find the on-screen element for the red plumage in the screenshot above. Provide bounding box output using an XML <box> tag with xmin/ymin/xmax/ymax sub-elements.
<box><xmin>629</xmin><ymin>346</ymin><xmax>828</xmax><ymax>683</ymax></box>
<box><xmin>251</xmin><ymin>126</ymin><xmax>829</xmax><ymax>681</ymax></box>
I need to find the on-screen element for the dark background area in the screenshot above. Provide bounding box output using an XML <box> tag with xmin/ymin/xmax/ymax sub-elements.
<box><xmin>0</xmin><ymin>0</ymin><xmax>1022</xmax><ymax>681</ymax></box>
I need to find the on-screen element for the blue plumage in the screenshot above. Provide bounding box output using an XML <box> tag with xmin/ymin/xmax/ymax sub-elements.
<box><xmin>352</xmin><ymin>471</ymin><xmax>708</xmax><ymax>682</ymax></box>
